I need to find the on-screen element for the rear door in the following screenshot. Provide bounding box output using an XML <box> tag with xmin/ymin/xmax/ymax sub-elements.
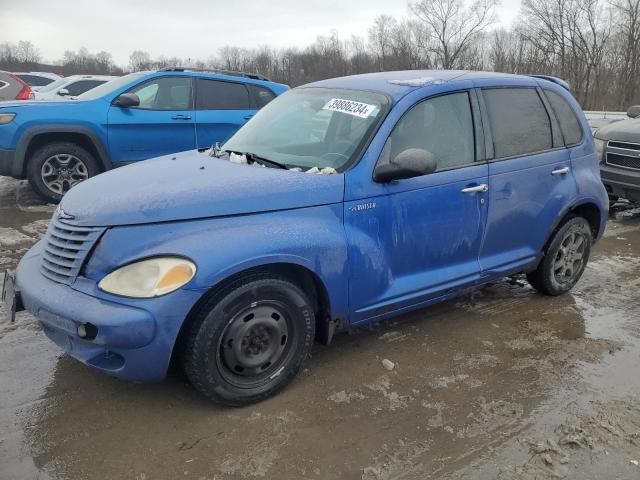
<box><xmin>193</xmin><ymin>78</ymin><xmax>258</xmax><ymax>148</ymax></box>
<box><xmin>478</xmin><ymin>86</ymin><xmax>576</xmax><ymax>276</ymax></box>
<box><xmin>107</xmin><ymin>76</ymin><xmax>196</xmax><ymax>164</ymax></box>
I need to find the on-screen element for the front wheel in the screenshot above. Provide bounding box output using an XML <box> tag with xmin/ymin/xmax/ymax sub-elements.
<box><xmin>26</xmin><ymin>141</ymin><xmax>100</xmax><ymax>203</ymax></box>
<box><xmin>527</xmin><ymin>217</ymin><xmax>592</xmax><ymax>296</ymax></box>
<box><xmin>181</xmin><ymin>276</ymin><xmax>315</xmax><ymax>406</ymax></box>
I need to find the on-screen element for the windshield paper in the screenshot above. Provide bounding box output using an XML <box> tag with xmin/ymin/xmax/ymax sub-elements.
<box><xmin>322</xmin><ymin>98</ymin><xmax>377</xmax><ymax>118</ymax></box>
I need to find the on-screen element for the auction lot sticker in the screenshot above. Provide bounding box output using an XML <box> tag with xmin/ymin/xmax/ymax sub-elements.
<box><xmin>323</xmin><ymin>98</ymin><xmax>376</xmax><ymax>118</ymax></box>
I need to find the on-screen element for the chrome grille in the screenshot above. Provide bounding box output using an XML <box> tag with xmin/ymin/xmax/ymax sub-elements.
<box><xmin>605</xmin><ymin>140</ymin><xmax>640</xmax><ymax>171</ymax></box>
<box><xmin>40</xmin><ymin>217</ymin><xmax>105</xmax><ymax>285</ymax></box>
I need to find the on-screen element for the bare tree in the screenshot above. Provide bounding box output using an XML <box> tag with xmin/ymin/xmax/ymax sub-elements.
<box><xmin>410</xmin><ymin>0</ymin><xmax>498</xmax><ymax>69</ymax></box>
<box><xmin>129</xmin><ymin>50</ymin><xmax>152</xmax><ymax>72</ymax></box>
<box><xmin>611</xmin><ymin>0</ymin><xmax>640</xmax><ymax>108</ymax></box>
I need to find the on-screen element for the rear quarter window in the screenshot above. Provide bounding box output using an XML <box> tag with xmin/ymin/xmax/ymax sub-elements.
<box><xmin>483</xmin><ymin>88</ymin><xmax>553</xmax><ymax>159</ymax></box>
<box><xmin>248</xmin><ymin>84</ymin><xmax>276</xmax><ymax>108</ymax></box>
<box><xmin>17</xmin><ymin>74</ymin><xmax>53</xmax><ymax>87</ymax></box>
<box><xmin>545</xmin><ymin>90</ymin><xmax>583</xmax><ymax>145</ymax></box>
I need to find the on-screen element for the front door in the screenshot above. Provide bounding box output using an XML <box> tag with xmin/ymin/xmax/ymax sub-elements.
<box><xmin>345</xmin><ymin>90</ymin><xmax>489</xmax><ymax>324</ymax></box>
<box><xmin>107</xmin><ymin>76</ymin><xmax>196</xmax><ymax>164</ymax></box>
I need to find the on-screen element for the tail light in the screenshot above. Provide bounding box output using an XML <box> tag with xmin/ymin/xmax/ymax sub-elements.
<box><xmin>11</xmin><ymin>74</ymin><xmax>34</xmax><ymax>100</ymax></box>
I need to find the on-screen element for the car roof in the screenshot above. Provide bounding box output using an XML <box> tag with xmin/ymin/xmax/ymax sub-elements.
<box><xmin>135</xmin><ymin>69</ymin><xmax>288</xmax><ymax>90</ymax></box>
<box><xmin>302</xmin><ymin>70</ymin><xmax>542</xmax><ymax>102</ymax></box>
<box><xmin>62</xmin><ymin>75</ymin><xmax>118</xmax><ymax>81</ymax></box>
<box><xmin>14</xmin><ymin>71</ymin><xmax>61</xmax><ymax>77</ymax></box>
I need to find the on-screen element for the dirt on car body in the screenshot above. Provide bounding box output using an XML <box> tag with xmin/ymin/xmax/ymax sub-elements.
<box><xmin>1</xmin><ymin>177</ymin><xmax>640</xmax><ymax>480</ymax></box>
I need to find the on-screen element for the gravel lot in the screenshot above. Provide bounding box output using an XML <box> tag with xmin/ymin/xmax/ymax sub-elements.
<box><xmin>1</xmin><ymin>176</ymin><xmax>640</xmax><ymax>480</ymax></box>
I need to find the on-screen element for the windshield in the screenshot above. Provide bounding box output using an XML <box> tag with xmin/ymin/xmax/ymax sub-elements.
<box><xmin>37</xmin><ymin>77</ymin><xmax>69</xmax><ymax>93</ymax></box>
<box><xmin>77</xmin><ymin>73</ymin><xmax>145</xmax><ymax>100</ymax></box>
<box><xmin>223</xmin><ymin>88</ymin><xmax>389</xmax><ymax>171</ymax></box>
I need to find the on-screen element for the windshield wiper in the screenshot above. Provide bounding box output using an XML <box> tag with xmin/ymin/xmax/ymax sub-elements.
<box><xmin>227</xmin><ymin>150</ymin><xmax>289</xmax><ymax>170</ymax></box>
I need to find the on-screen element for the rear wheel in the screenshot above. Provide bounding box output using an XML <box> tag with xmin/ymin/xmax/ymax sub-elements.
<box><xmin>26</xmin><ymin>141</ymin><xmax>100</xmax><ymax>203</ymax></box>
<box><xmin>527</xmin><ymin>217</ymin><xmax>592</xmax><ymax>296</ymax></box>
<box><xmin>181</xmin><ymin>276</ymin><xmax>315</xmax><ymax>406</ymax></box>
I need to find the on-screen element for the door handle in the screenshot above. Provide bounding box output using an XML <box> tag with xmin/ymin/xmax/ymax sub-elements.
<box><xmin>243</xmin><ymin>114</ymin><xmax>254</xmax><ymax>120</ymax></box>
<box><xmin>461</xmin><ymin>184</ymin><xmax>489</xmax><ymax>193</ymax></box>
<box><xmin>551</xmin><ymin>166</ymin><xmax>570</xmax><ymax>175</ymax></box>
<box><xmin>171</xmin><ymin>115</ymin><xmax>192</xmax><ymax>120</ymax></box>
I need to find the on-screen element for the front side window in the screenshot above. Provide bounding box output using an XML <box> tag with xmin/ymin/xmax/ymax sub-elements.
<box><xmin>381</xmin><ymin>91</ymin><xmax>475</xmax><ymax>171</ymax></box>
<box><xmin>196</xmin><ymin>79</ymin><xmax>251</xmax><ymax>110</ymax></box>
<box><xmin>128</xmin><ymin>77</ymin><xmax>192</xmax><ymax>110</ymax></box>
<box><xmin>223</xmin><ymin>88</ymin><xmax>389</xmax><ymax>171</ymax></box>
<box><xmin>483</xmin><ymin>88</ymin><xmax>552</xmax><ymax>158</ymax></box>
<box><xmin>545</xmin><ymin>90</ymin><xmax>583</xmax><ymax>146</ymax></box>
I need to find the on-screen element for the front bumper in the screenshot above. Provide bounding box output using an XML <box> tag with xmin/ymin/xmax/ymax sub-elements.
<box><xmin>15</xmin><ymin>242</ymin><xmax>200</xmax><ymax>382</ymax></box>
<box><xmin>0</xmin><ymin>148</ymin><xmax>17</xmax><ymax>177</ymax></box>
<box><xmin>600</xmin><ymin>163</ymin><xmax>640</xmax><ymax>202</ymax></box>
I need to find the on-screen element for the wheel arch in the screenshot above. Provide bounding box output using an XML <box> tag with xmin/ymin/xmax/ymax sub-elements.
<box><xmin>16</xmin><ymin>125</ymin><xmax>112</xmax><ymax>177</ymax></box>
<box><xmin>173</xmin><ymin>261</ymin><xmax>336</xmax><ymax>365</ymax></box>
<box><xmin>540</xmin><ymin>200</ymin><xmax>604</xmax><ymax>258</ymax></box>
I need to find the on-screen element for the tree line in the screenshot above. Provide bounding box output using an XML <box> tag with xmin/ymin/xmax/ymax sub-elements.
<box><xmin>1</xmin><ymin>0</ymin><xmax>638</xmax><ymax>110</ymax></box>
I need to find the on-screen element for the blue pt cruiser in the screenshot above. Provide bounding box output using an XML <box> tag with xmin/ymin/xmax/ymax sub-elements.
<box><xmin>5</xmin><ymin>70</ymin><xmax>608</xmax><ymax>405</ymax></box>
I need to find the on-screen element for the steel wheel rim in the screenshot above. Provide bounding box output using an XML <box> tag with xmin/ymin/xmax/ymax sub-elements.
<box><xmin>41</xmin><ymin>154</ymin><xmax>89</xmax><ymax>195</ymax></box>
<box><xmin>217</xmin><ymin>301</ymin><xmax>293</xmax><ymax>387</ymax></box>
<box><xmin>553</xmin><ymin>230</ymin><xmax>587</xmax><ymax>286</ymax></box>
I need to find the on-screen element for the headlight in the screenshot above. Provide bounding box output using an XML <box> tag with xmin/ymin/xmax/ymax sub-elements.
<box><xmin>98</xmin><ymin>257</ymin><xmax>196</xmax><ymax>298</ymax></box>
<box><xmin>0</xmin><ymin>113</ymin><xmax>16</xmax><ymax>124</ymax></box>
<box><xmin>594</xmin><ymin>138</ymin><xmax>605</xmax><ymax>162</ymax></box>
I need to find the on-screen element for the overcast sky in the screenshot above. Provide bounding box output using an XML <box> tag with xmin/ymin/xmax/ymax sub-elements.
<box><xmin>1</xmin><ymin>0</ymin><xmax>523</xmax><ymax>66</ymax></box>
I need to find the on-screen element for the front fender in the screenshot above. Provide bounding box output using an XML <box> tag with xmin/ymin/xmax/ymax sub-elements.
<box><xmin>83</xmin><ymin>204</ymin><xmax>349</xmax><ymax>321</ymax></box>
<box><xmin>15</xmin><ymin>123</ymin><xmax>111</xmax><ymax>176</ymax></box>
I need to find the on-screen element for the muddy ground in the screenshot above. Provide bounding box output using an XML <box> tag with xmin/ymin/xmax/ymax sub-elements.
<box><xmin>1</xmin><ymin>176</ymin><xmax>640</xmax><ymax>480</ymax></box>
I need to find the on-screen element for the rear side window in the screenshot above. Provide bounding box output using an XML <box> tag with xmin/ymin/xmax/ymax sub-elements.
<box><xmin>65</xmin><ymin>80</ymin><xmax>105</xmax><ymax>96</ymax></box>
<box><xmin>196</xmin><ymin>78</ymin><xmax>251</xmax><ymax>110</ymax></box>
<box><xmin>248</xmin><ymin>84</ymin><xmax>276</xmax><ymax>108</ymax></box>
<box><xmin>483</xmin><ymin>88</ymin><xmax>552</xmax><ymax>158</ymax></box>
<box><xmin>17</xmin><ymin>74</ymin><xmax>53</xmax><ymax>87</ymax></box>
<box><xmin>0</xmin><ymin>80</ymin><xmax>8</xmax><ymax>90</ymax></box>
<box><xmin>545</xmin><ymin>90</ymin><xmax>583</xmax><ymax>145</ymax></box>
<box><xmin>382</xmin><ymin>91</ymin><xmax>476</xmax><ymax>171</ymax></box>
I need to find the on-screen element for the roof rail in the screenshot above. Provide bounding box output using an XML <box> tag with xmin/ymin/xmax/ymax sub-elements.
<box><xmin>158</xmin><ymin>67</ymin><xmax>271</xmax><ymax>82</ymax></box>
<box><xmin>529</xmin><ymin>75</ymin><xmax>571</xmax><ymax>91</ymax></box>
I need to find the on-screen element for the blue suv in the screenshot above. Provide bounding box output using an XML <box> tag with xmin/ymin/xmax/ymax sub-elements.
<box><xmin>0</xmin><ymin>68</ymin><xmax>288</xmax><ymax>202</ymax></box>
<box><xmin>5</xmin><ymin>70</ymin><xmax>608</xmax><ymax>405</ymax></box>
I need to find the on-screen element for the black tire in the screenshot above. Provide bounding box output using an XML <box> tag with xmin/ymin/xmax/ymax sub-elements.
<box><xmin>26</xmin><ymin>141</ymin><xmax>101</xmax><ymax>203</ymax></box>
<box><xmin>181</xmin><ymin>275</ymin><xmax>315</xmax><ymax>406</ymax></box>
<box><xmin>527</xmin><ymin>217</ymin><xmax>592</xmax><ymax>296</ymax></box>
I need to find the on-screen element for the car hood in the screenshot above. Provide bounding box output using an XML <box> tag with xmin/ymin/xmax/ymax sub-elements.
<box><xmin>60</xmin><ymin>150</ymin><xmax>345</xmax><ymax>227</ymax></box>
<box><xmin>594</xmin><ymin>117</ymin><xmax>640</xmax><ymax>142</ymax></box>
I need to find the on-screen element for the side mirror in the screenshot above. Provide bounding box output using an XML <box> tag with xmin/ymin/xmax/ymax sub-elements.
<box><xmin>373</xmin><ymin>148</ymin><xmax>437</xmax><ymax>183</ymax></box>
<box><xmin>57</xmin><ymin>88</ymin><xmax>70</xmax><ymax>96</ymax></box>
<box><xmin>627</xmin><ymin>105</ymin><xmax>640</xmax><ymax>118</ymax></box>
<box><xmin>112</xmin><ymin>93</ymin><xmax>140</xmax><ymax>108</ymax></box>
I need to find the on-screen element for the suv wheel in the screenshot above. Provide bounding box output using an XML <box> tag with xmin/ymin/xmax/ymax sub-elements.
<box><xmin>181</xmin><ymin>275</ymin><xmax>315</xmax><ymax>406</ymax></box>
<box><xmin>26</xmin><ymin>142</ymin><xmax>100</xmax><ymax>203</ymax></box>
<box><xmin>527</xmin><ymin>217</ymin><xmax>592</xmax><ymax>296</ymax></box>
